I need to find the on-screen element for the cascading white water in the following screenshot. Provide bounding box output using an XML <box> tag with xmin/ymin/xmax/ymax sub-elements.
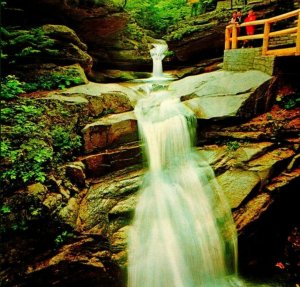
<box><xmin>128</xmin><ymin>89</ymin><xmax>240</xmax><ymax>287</ymax></box>
<box><xmin>150</xmin><ymin>43</ymin><xmax>168</xmax><ymax>78</ymax></box>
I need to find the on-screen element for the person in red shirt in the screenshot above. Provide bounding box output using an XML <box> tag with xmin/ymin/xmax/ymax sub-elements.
<box><xmin>243</xmin><ymin>9</ymin><xmax>256</xmax><ymax>47</ymax></box>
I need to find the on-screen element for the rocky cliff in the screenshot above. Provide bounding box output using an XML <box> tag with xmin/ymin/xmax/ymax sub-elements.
<box><xmin>2</xmin><ymin>0</ymin><xmax>290</xmax><ymax>80</ymax></box>
<box><xmin>1</xmin><ymin>67</ymin><xmax>299</xmax><ymax>286</ymax></box>
<box><xmin>1</xmin><ymin>1</ymin><xmax>299</xmax><ymax>286</ymax></box>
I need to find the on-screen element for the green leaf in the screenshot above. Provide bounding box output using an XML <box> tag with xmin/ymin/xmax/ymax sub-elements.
<box><xmin>1</xmin><ymin>205</ymin><xmax>11</xmax><ymax>214</ymax></box>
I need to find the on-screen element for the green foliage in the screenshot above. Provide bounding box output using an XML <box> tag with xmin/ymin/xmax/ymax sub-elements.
<box><xmin>11</xmin><ymin>220</ymin><xmax>28</xmax><ymax>232</ymax></box>
<box><xmin>1</xmin><ymin>138</ymin><xmax>53</xmax><ymax>186</ymax></box>
<box><xmin>226</xmin><ymin>141</ymin><xmax>240</xmax><ymax>152</ymax></box>
<box><xmin>276</xmin><ymin>93</ymin><xmax>300</xmax><ymax>110</ymax></box>
<box><xmin>124</xmin><ymin>0</ymin><xmax>217</xmax><ymax>35</ymax></box>
<box><xmin>125</xmin><ymin>23</ymin><xmax>144</xmax><ymax>41</ymax></box>
<box><xmin>55</xmin><ymin>230</ymin><xmax>75</xmax><ymax>246</ymax></box>
<box><xmin>164</xmin><ymin>50</ymin><xmax>175</xmax><ymax>57</ymax></box>
<box><xmin>113</xmin><ymin>0</ymin><xmax>127</xmax><ymax>9</ymax></box>
<box><xmin>0</xmin><ymin>75</ymin><xmax>24</xmax><ymax>100</ymax></box>
<box><xmin>29</xmin><ymin>206</ymin><xmax>43</xmax><ymax>217</ymax></box>
<box><xmin>1</xmin><ymin>71</ymin><xmax>82</xmax><ymax>102</ymax></box>
<box><xmin>0</xmin><ymin>201</ymin><xmax>46</xmax><ymax>235</ymax></box>
<box><xmin>0</xmin><ymin>204</ymin><xmax>11</xmax><ymax>214</ymax></box>
<box><xmin>0</xmin><ymin>101</ymin><xmax>47</xmax><ymax>189</ymax></box>
<box><xmin>51</xmin><ymin>126</ymin><xmax>82</xmax><ymax>160</ymax></box>
<box><xmin>23</xmin><ymin>72</ymin><xmax>83</xmax><ymax>92</ymax></box>
<box><xmin>166</xmin><ymin>21</ymin><xmax>213</xmax><ymax>41</ymax></box>
<box><xmin>1</xmin><ymin>27</ymin><xmax>58</xmax><ymax>64</ymax></box>
<box><xmin>283</xmin><ymin>98</ymin><xmax>299</xmax><ymax>110</ymax></box>
<box><xmin>0</xmin><ymin>98</ymin><xmax>83</xmax><ymax>191</ymax></box>
<box><xmin>125</xmin><ymin>0</ymin><xmax>190</xmax><ymax>35</ymax></box>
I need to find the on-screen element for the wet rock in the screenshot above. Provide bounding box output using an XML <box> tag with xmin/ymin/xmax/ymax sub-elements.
<box><xmin>217</xmin><ymin>170</ymin><xmax>262</xmax><ymax>209</ymax></box>
<box><xmin>43</xmin><ymin>193</ymin><xmax>63</xmax><ymax>212</ymax></box>
<box><xmin>81</xmin><ymin>142</ymin><xmax>142</xmax><ymax>177</ymax></box>
<box><xmin>42</xmin><ymin>24</ymin><xmax>87</xmax><ymax>52</ymax></box>
<box><xmin>65</xmin><ymin>162</ymin><xmax>86</xmax><ymax>188</ymax></box>
<box><xmin>84</xmin><ymin>92</ymin><xmax>133</xmax><ymax>117</ymax></box>
<box><xmin>233</xmin><ymin>167</ymin><xmax>300</xmax><ymax>234</ymax></box>
<box><xmin>248</xmin><ymin>148</ymin><xmax>295</xmax><ymax>176</ymax></box>
<box><xmin>63</xmin><ymin>82</ymin><xmax>141</xmax><ymax>107</ymax></box>
<box><xmin>15</xmin><ymin>63</ymin><xmax>89</xmax><ymax>88</ymax></box>
<box><xmin>233</xmin><ymin>193</ymin><xmax>273</xmax><ymax>233</ymax></box>
<box><xmin>41</xmin><ymin>24</ymin><xmax>93</xmax><ymax>72</ymax></box>
<box><xmin>89</xmin><ymin>69</ymin><xmax>152</xmax><ymax>83</ymax></box>
<box><xmin>77</xmin><ymin>168</ymin><xmax>143</xmax><ymax>233</ymax></box>
<box><xmin>170</xmin><ymin>70</ymin><xmax>272</xmax><ymax>120</ymax></box>
<box><xmin>197</xmin><ymin>142</ymin><xmax>274</xmax><ymax>171</ymax></box>
<box><xmin>26</xmin><ymin>183</ymin><xmax>48</xmax><ymax>201</ymax></box>
<box><xmin>25</xmin><ymin>237</ymin><xmax>121</xmax><ymax>287</ymax></box>
<box><xmin>81</xmin><ymin>111</ymin><xmax>138</xmax><ymax>154</ymax></box>
<box><xmin>58</xmin><ymin>197</ymin><xmax>80</xmax><ymax>228</ymax></box>
<box><xmin>43</xmin><ymin>93</ymin><xmax>88</xmax><ymax>104</ymax></box>
<box><xmin>110</xmin><ymin>226</ymin><xmax>129</xmax><ymax>267</ymax></box>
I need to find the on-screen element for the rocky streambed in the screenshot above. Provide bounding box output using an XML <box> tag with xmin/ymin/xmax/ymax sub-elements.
<box><xmin>1</xmin><ymin>69</ymin><xmax>299</xmax><ymax>286</ymax></box>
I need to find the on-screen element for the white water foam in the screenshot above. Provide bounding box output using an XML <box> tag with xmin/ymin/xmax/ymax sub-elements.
<box><xmin>128</xmin><ymin>91</ymin><xmax>240</xmax><ymax>287</ymax></box>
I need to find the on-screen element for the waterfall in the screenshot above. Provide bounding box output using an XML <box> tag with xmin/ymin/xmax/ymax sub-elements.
<box><xmin>128</xmin><ymin>89</ymin><xmax>240</xmax><ymax>287</ymax></box>
<box><xmin>150</xmin><ymin>43</ymin><xmax>168</xmax><ymax>79</ymax></box>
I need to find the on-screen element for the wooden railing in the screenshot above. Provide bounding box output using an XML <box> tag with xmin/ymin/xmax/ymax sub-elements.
<box><xmin>225</xmin><ymin>9</ymin><xmax>300</xmax><ymax>56</ymax></box>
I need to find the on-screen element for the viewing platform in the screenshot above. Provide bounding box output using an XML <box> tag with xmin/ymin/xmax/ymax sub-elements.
<box><xmin>223</xmin><ymin>8</ymin><xmax>300</xmax><ymax>75</ymax></box>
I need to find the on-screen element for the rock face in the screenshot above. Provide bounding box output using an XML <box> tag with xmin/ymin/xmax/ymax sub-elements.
<box><xmin>2</xmin><ymin>0</ymin><xmax>286</xmax><ymax>77</ymax></box>
<box><xmin>81</xmin><ymin>111</ymin><xmax>138</xmax><ymax>154</ymax></box>
<box><xmin>1</xmin><ymin>68</ymin><xmax>300</xmax><ymax>286</ymax></box>
<box><xmin>170</xmin><ymin>70</ymin><xmax>273</xmax><ymax>120</ymax></box>
<box><xmin>2</xmin><ymin>0</ymin><xmax>154</xmax><ymax>72</ymax></box>
<box><xmin>2</xmin><ymin>23</ymin><xmax>93</xmax><ymax>79</ymax></box>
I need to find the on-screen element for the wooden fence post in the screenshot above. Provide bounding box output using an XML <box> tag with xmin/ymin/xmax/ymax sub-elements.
<box><xmin>296</xmin><ymin>12</ymin><xmax>300</xmax><ymax>55</ymax></box>
<box><xmin>262</xmin><ymin>22</ymin><xmax>271</xmax><ymax>55</ymax></box>
<box><xmin>225</xmin><ymin>27</ymin><xmax>231</xmax><ymax>50</ymax></box>
<box><xmin>232</xmin><ymin>25</ymin><xmax>238</xmax><ymax>49</ymax></box>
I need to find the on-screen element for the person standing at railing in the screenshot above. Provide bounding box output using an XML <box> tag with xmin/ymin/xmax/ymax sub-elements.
<box><xmin>237</xmin><ymin>10</ymin><xmax>243</xmax><ymax>25</ymax></box>
<box><xmin>243</xmin><ymin>9</ymin><xmax>256</xmax><ymax>47</ymax></box>
<box><xmin>228</xmin><ymin>11</ymin><xmax>240</xmax><ymax>36</ymax></box>
<box><xmin>236</xmin><ymin>10</ymin><xmax>244</xmax><ymax>46</ymax></box>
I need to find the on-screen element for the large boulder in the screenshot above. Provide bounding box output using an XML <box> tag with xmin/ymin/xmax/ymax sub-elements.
<box><xmin>2</xmin><ymin>23</ymin><xmax>93</xmax><ymax>76</ymax></box>
<box><xmin>81</xmin><ymin>111</ymin><xmax>138</xmax><ymax>154</ymax></box>
<box><xmin>169</xmin><ymin>70</ymin><xmax>273</xmax><ymax>120</ymax></box>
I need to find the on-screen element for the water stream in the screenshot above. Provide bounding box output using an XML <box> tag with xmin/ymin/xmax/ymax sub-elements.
<box><xmin>127</xmin><ymin>43</ymin><xmax>240</xmax><ymax>287</ymax></box>
<box><xmin>150</xmin><ymin>43</ymin><xmax>168</xmax><ymax>78</ymax></box>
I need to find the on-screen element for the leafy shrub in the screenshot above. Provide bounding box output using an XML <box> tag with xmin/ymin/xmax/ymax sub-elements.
<box><xmin>1</xmin><ymin>138</ymin><xmax>53</xmax><ymax>187</ymax></box>
<box><xmin>276</xmin><ymin>93</ymin><xmax>300</xmax><ymax>110</ymax></box>
<box><xmin>226</xmin><ymin>141</ymin><xmax>240</xmax><ymax>152</ymax></box>
<box><xmin>1</xmin><ymin>27</ymin><xmax>58</xmax><ymax>64</ymax></box>
<box><xmin>54</xmin><ymin>230</ymin><xmax>75</xmax><ymax>247</ymax></box>
<box><xmin>125</xmin><ymin>23</ymin><xmax>144</xmax><ymax>42</ymax></box>
<box><xmin>0</xmin><ymin>75</ymin><xmax>24</xmax><ymax>99</ymax></box>
<box><xmin>0</xmin><ymin>99</ymin><xmax>82</xmax><ymax>192</ymax></box>
<box><xmin>284</xmin><ymin>98</ymin><xmax>299</xmax><ymax>110</ymax></box>
<box><xmin>51</xmin><ymin>126</ymin><xmax>82</xmax><ymax>160</ymax></box>
<box><xmin>23</xmin><ymin>72</ymin><xmax>83</xmax><ymax>91</ymax></box>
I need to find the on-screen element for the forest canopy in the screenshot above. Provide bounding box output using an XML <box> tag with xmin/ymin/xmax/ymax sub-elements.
<box><xmin>114</xmin><ymin>0</ymin><xmax>217</xmax><ymax>34</ymax></box>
